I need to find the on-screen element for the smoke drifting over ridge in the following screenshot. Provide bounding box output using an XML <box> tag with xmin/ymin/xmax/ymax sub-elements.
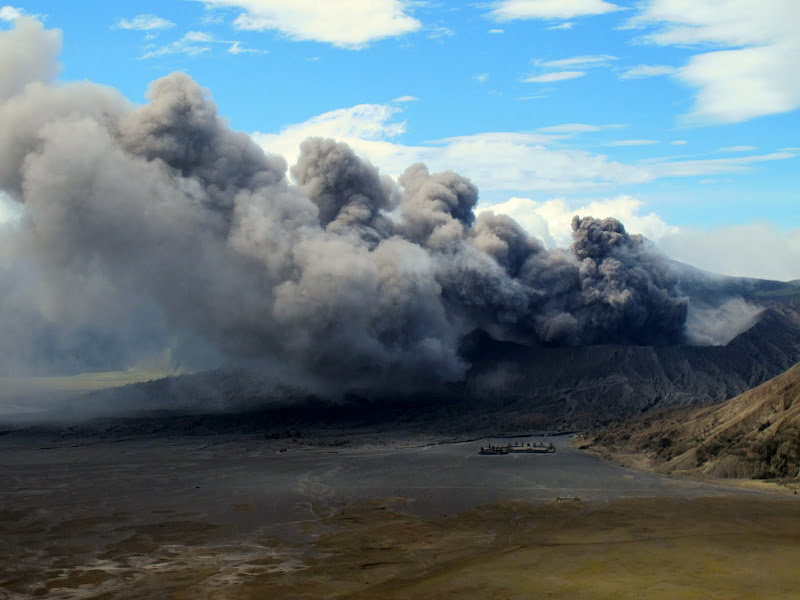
<box><xmin>0</xmin><ymin>18</ymin><xmax>689</xmax><ymax>392</ymax></box>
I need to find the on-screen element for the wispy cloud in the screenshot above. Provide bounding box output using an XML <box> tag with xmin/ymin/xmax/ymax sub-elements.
<box><xmin>201</xmin><ymin>13</ymin><xmax>225</xmax><ymax>25</ymax></box>
<box><xmin>524</xmin><ymin>71</ymin><xmax>585</xmax><ymax>83</ymax></box>
<box><xmin>392</xmin><ymin>95</ymin><xmax>419</xmax><ymax>102</ymax></box>
<box><xmin>627</xmin><ymin>0</ymin><xmax>800</xmax><ymax>123</ymax></box>
<box><xmin>427</xmin><ymin>25</ymin><xmax>454</xmax><ymax>39</ymax></box>
<box><xmin>546</xmin><ymin>22</ymin><xmax>575</xmax><ymax>30</ymax></box>
<box><xmin>184</xmin><ymin>30</ymin><xmax>213</xmax><ymax>42</ymax></box>
<box><xmin>619</xmin><ymin>64</ymin><xmax>677</xmax><ymax>79</ymax></box>
<box><xmin>115</xmin><ymin>14</ymin><xmax>175</xmax><ymax>31</ymax></box>
<box><xmin>141</xmin><ymin>34</ymin><xmax>210</xmax><ymax>59</ymax></box>
<box><xmin>489</xmin><ymin>0</ymin><xmax>623</xmax><ymax>21</ymax></box>
<box><xmin>606</xmin><ymin>139</ymin><xmax>659</xmax><ymax>146</ymax></box>
<box><xmin>526</xmin><ymin>54</ymin><xmax>614</xmax><ymax>83</ymax></box>
<box><xmin>142</xmin><ymin>31</ymin><xmax>266</xmax><ymax>59</ymax></box>
<box><xmin>537</xmin><ymin>123</ymin><xmax>601</xmax><ymax>133</ymax></box>
<box><xmin>475</xmin><ymin>72</ymin><xmax>489</xmax><ymax>83</ymax></box>
<box><xmin>227</xmin><ymin>41</ymin><xmax>267</xmax><ymax>54</ymax></box>
<box><xmin>653</xmin><ymin>152</ymin><xmax>795</xmax><ymax>177</ymax></box>
<box><xmin>488</xmin><ymin>28</ymin><xmax>504</xmax><ymax>34</ymax></box>
<box><xmin>535</xmin><ymin>54</ymin><xmax>616</xmax><ymax>69</ymax></box>
<box><xmin>718</xmin><ymin>145</ymin><xmax>757</xmax><ymax>153</ymax></box>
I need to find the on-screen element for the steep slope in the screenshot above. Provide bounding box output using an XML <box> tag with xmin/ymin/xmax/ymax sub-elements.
<box><xmin>591</xmin><ymin>361</ymin><xmax>800</xmax><ymax>480</ymax></box>
<box><xmin>464</xmin><ymin>305</ymin><xmax>800</xmax><ymax>427</ymax></box>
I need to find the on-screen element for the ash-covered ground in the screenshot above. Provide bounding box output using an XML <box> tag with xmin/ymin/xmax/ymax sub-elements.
<box><xmin>2</xmin><ymin>430</ymin><xmax>785</xmax><ymax>599</ymax></box>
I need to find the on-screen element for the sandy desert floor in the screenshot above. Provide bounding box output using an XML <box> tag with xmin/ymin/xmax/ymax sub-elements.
<box><xmin>2</xmin><ymin>432</ymin><xmax>799</xmax><ymax>599</ymax></box>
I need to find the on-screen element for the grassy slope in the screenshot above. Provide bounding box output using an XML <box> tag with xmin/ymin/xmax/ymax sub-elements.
<box><xmin>589</xmin><ymin>362</ymin><xmax>800</xmax><ymax>480</ymax></box>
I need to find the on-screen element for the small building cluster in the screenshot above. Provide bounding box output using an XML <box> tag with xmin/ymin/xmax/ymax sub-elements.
<box><xmin>479</xmin><ymin>441</ymin><xmax>555</xmax><ymax>455</ymax></box>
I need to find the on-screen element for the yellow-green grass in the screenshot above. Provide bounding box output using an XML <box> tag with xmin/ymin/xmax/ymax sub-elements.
<box><xmin>344</xmin><ymin>497</ymin><xmax>800</xmax><ymax>600</ymax></box>
<box><xmin>0</xmin><ymin>369</ymin><xmax>171</xmax><ymax>394</ymax></box>
<box><xmin>6</xmin><ymin>496</ymin><xmax>800</xmax><ymax>599</ymax></box>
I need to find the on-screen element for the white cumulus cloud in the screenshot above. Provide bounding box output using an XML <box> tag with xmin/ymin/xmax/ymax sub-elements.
<box><xmin>484</xmin><ymin>196</ymin><xmax>800</xmax><ymax>280</ymax></box>
<box><xmin>481</xmin><ymin>195</ymin><xmax>678</xmax><ymax>248</ymax></box>
<box><xmin>251</xmin><ymin>103</ymin><xmax>796</xmax><ymax>196</ymax></box>
<box><xmin>252</xmin><ymin>103</ymin><xmax>412</xmax><ymax>171</ymax></box>
<box><xmin>0</xmin><ymin>5</ymin><xmax>26</xmax><ymax>21</ymax></box>
<box><xmin>251</xmin><ymin>103</ymin><xmax>653</xmax><ymax>193</ymax></box>
<box><xmin>192</xmin><ymin>0</ymin><xmax>421</xmax><ymax>48</ymax></box>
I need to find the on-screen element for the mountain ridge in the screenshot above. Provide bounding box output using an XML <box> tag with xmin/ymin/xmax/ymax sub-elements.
<box><xmin>4</xmin><ymin>270</ymin><xmax>800</xmax><ymax>432</ymax></box>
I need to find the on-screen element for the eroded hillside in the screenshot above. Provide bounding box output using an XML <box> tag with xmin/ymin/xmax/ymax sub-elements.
<box><xmin>589</xmin><ymin>360</ymin><xmax>800</xmax><ymax>480</ymax></box>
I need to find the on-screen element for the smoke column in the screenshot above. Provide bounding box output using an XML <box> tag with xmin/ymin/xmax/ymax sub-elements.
<box><xmin>0</xmin><ymin>18</ymin><xmax>688</xmax><ymax>393</ymax></box>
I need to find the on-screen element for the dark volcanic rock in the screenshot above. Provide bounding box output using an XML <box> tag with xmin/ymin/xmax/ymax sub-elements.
<box><xmin>464</xmin><ymin>306</ymin><xmax>800</xmax><ymax>427</ymax></box>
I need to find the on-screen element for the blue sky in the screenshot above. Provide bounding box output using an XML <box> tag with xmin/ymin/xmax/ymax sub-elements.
<box><xmin>1</xmin><ymin>0</ymin><xmax>799</xmax><ymax>279</ymax></box>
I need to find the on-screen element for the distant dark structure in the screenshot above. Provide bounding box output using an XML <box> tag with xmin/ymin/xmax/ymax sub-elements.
<box><xmin>479</xmin><ymin>441</ymin><xmax>555</xmax><ymax>455</ymax></box>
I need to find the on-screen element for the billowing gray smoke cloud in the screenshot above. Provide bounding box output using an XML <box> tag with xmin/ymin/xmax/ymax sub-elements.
<box><xmin>291</xmin><ymin>137</ymin><xmax>396</xmax><ymax>246</ymax></box>
<box><xmin>0</xmin><ymin>18</ymin><xmax>689</xmax><ymax>393</ymax></box>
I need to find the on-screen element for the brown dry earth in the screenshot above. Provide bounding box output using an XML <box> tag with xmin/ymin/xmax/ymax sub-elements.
<box><xmin>3</xmin><ymin>433</ymin><xmax>799</xmax><ymax>599</ymax></box>
<box><xmin>587</xmin><ymin>361</ymin><xmax>800</xmax><ymax>483</ymax></box>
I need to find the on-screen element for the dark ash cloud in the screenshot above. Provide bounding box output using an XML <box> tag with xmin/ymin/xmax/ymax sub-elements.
<box><xmin>0</xmin><ymin>18</ymin><xmax>690</xmax><ymax>397</ymax></box>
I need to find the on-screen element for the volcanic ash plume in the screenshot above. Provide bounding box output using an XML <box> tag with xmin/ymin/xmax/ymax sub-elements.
<box><xmin>0</xmin><ymin>18</ymin><xmax>688</xmax><ymax>392</ymax></box>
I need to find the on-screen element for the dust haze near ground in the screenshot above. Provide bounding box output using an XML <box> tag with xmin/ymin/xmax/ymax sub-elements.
<box><xmin>685</xmin><ymin>298</ymin><xmax>765</xmax><ymax>346</ymax></box>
